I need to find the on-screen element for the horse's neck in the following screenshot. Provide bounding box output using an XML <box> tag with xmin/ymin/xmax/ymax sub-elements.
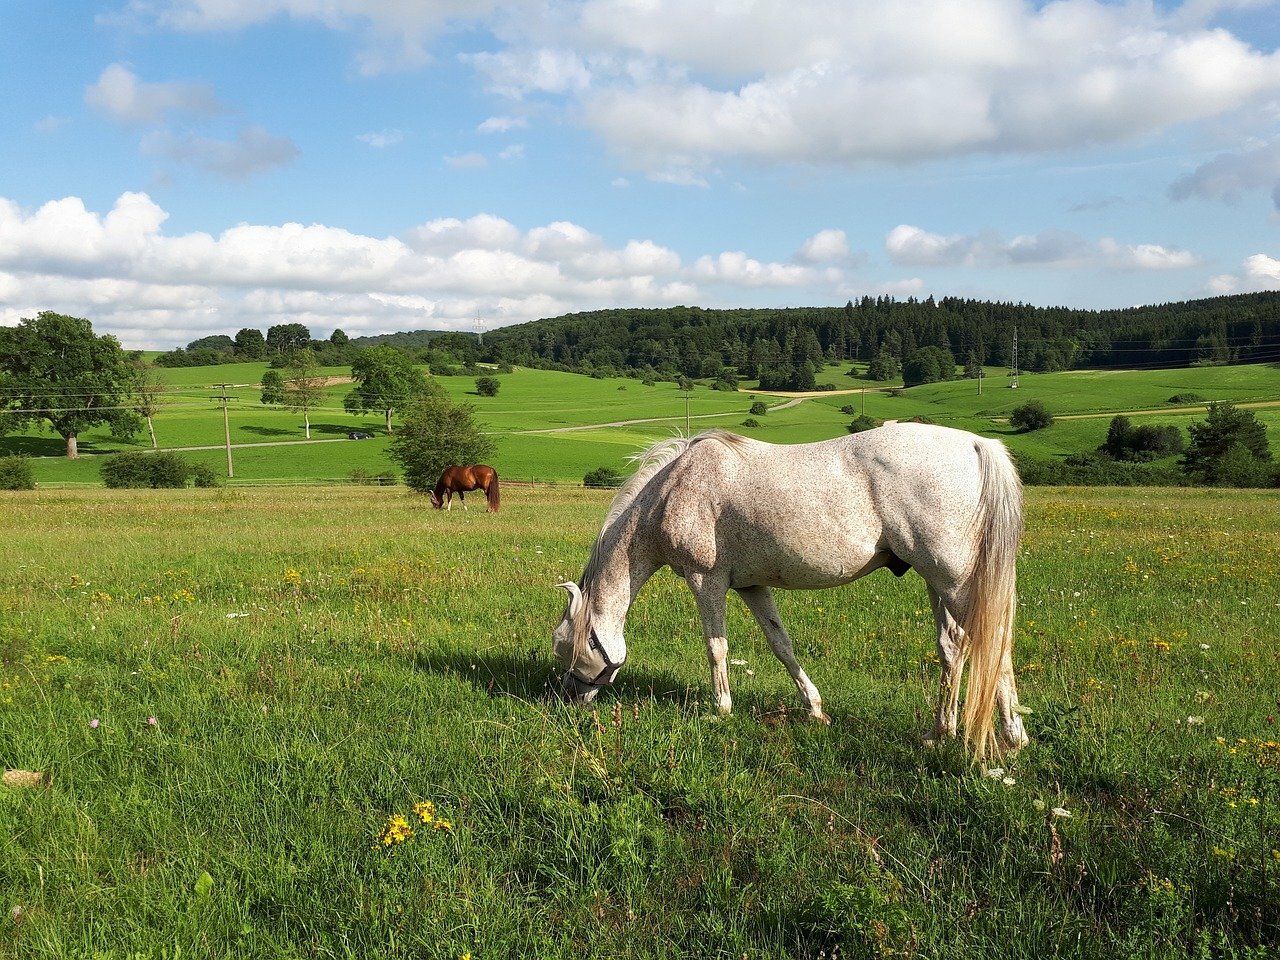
<box><xmin>582</xmin><ymin>515</ymin><xmax>657</xmax><ymax>622</ymax></box>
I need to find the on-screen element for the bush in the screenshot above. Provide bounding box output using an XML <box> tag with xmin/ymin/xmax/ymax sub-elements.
<box><xmin>846</xmin><ymin>415</ymin><xmax>882</xmax><ymax>434</ymax></box>
<box><xmin>191</xmin><ymin>463</ymin><xmax>223</xmax><ymax>488</ymax></box>
<box><xmin>0</xmin><ymin>455</ymin><xmax>35</xmax><ymax>490</ymax></box>
<box><xmin>583</xmin><ymin>466</ymin><xmax>624</xmax><ymax>488</ymax></box>
<box><xmin>1167</xmin><ymin>392</ymin><xmax>1205</xmax><ymax>404</ymax></box>
<box><xmin>101</xmin><ymin>452</ymin><xmax>192</xmax><ymax>488</ymax></box>
<box><xmin>1101</xmin><ymin>417</ymin><xmax>1184</xmax><ymax>461</ymax></box>
<box><xmin>750</xmin><ymin>401</ymin><xmax>769</xmax><ymax>416</ymax></box>
<box><xmin>475</xmin><ymin>377</ymin><xmax>500</xmax><ymax>397</ymax></box>
<box><xmin>741</xmin><ymin>418</ymin><xmax>760</xmax><ymax>428</ymax></box>
<box><xmin>1009</xmin><ymin>400</ymin><xmax>1053</xmax><ymax>432</ymax></box>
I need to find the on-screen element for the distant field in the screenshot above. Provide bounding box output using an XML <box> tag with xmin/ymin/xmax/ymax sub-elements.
<box><xmin>1</xmin><ymin>484</ymin><xmax>1276</xmax><ymax>956</ymax></box>
<box><xmin>4</xmin><ymin>360</ymin><xmax>1278</xmax><ymax>485</ymax></box>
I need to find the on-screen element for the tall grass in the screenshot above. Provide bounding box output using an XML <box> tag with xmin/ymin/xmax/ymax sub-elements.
<box><xmin>1</xmin><ymin>485</ymin><xmax>1277</xmax><ymax>957</ymax></box>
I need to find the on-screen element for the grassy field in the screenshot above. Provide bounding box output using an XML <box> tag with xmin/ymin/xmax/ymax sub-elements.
<box><xmin>4</xmin><ymin>360</ymin><xmax>1278</xmax><ymax>486</ymax></box>
<box><xmin>1</xmin><ymin>485</ymin><xmax>1277</xmax><ymax>958</ymax></box>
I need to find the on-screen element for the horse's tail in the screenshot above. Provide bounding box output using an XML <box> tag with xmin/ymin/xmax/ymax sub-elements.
<box><xmin>959</xmin><ymin>437</ymin><xmax>1022</xmax><ymax>762</ymax></box>
<box><xmin>487</xmin><ymin>471</ymin><xmax>500</xmax><ymax>512</ymax></box>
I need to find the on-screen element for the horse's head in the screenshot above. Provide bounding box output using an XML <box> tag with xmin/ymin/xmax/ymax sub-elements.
<box><xmin>552</xmin><ymin>581</ymin><xmax>626</xmax><ymax>703</ymax></box>
<box><xmin>428</xmin><ymin>490</ymin><xmax>443</xmax><ymax>509</ymax></box>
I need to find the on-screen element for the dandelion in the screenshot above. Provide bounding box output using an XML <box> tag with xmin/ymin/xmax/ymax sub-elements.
<box><xmin>282</xmin><ymin>569</ymin><xmax>303</xmax><ymax>587</ymax></box>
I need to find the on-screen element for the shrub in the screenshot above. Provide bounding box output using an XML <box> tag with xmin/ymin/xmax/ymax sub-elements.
<box><xmin>741</xmin><ymin>418</ymin><xmax>760</xmax><ymax>428</ymax></box>
<box><xmin>475</xmin><ymin>377</ymin><xmax>500</xmax><ymax>397</ymax></box>
<box><xmin>191</xmin><ymin>463</ymin><xmax>223</xmax><ymax>488</ymax></box>
<box><xmin>0</xmin><ymin>455</ymin><xmax>35</xmax><ymax>490</ymax></box>
<box><xmin>583</xmin><ymin>466</ymin><xmax>624</xmax><ymax>488</ymax></box>
<box><xmin>750</xmin><ymin>401</ymin><xmax>769</xmax><ymax>416</ymax></box>
<box><xmin>1009</xmin><ymin>400</ymin><xmax>1053</xmax><ymax>432</ymax></box>
<box><xmin>101</xmin><ymin>452</ymin><xmax>192</xmax><ymax>488</ymax></box>
<box><xmin>1167</xmin><ymin>392</ymin><xmax>1204</xmax><ymax>404</ymax></box>
<box><xmin>846</xmin><ymin>415</ymin><xmax>882</xmax><ymax>434</ymax></box>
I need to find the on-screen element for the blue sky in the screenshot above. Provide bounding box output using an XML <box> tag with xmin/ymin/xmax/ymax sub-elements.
<box><xmin>2</xmin><ymin>0</ymin><xmax>1279</xmax><ymax>350</ymax></box>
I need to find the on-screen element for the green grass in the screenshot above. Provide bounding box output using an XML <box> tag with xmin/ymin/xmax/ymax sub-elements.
<box><xmin>1</xmin><ymin>486</ymin><xmax>1277</xmax><ymax>957</ymax></box>
<box><xmin>5</xmin><ymin>360</ymin><xmax>1278</xmax><ymax>485</ymax></box>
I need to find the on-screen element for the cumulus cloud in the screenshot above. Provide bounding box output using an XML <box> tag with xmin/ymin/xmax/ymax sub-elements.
<box><xmin>1168</xmin><ymin>139</ymin><xmax>1280</xmax><ymax>208</ymax></box>
<box><xmin>141</xmin><ymin>125</ymin><xmax>299</xmax><ymax>179</ymax></box>
<box><xmin>796</xmin><ymin>229</ymin><xmax>849</xmax><ymax>263</ymax></box>
<box><xmin>85</xmin><ymin>63</ymin><xmax>224</xmax><ymax>125</ymax></box>
<box><xmin>477</xmin><ymin>115</ymin><xmax>529</xmax><ymax>134</ymax></box>
<box><xmin>1205</xmin><ymin>251</ymin><xmax>1280</xmax><ymax>294</ymax></box>
<box><xmin>0</xmin><ymin>191</ymin><xmax>826</xmax><ymax>349</ymax></box>
<box><xmin>886</xmin><ymin>224</ymin><xmax>1195</xmax><ymax>270</ymax></box>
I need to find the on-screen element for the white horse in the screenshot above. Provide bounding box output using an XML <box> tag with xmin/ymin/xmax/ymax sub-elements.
<box><xmin>552</xmin><ymin>424</ymin><xmax>1028</xmax><ymax>759</ymax></box>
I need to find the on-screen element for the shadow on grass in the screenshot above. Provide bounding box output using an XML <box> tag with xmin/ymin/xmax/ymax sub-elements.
<box><xmin>240</xmin><ymin>425</ymin><xmax>296</xmax><ymax>437</ymax></box>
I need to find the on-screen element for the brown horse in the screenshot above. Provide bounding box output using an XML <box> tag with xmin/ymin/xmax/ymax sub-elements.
<box><xmin>430</xmin><ymin>464</ymin><xmax>500</xmax><ymax>512</ymax></box>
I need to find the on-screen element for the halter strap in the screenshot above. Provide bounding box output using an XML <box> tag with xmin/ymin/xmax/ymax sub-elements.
<box><xmin>569</xmin><ymin>628</ymin><xmax>626</xmax><ymax>687</ymax></box>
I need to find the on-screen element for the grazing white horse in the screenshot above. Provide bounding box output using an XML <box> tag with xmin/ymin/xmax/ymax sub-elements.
<box><xmin>552</xmin><ymin>424</ymin><xmax>1028</xmax><ymax>759</ymax></box>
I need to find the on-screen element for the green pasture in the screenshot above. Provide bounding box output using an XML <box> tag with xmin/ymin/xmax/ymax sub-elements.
<box><xmin>1</xmin><ymin>485</ymin><xmax>1277</xmax><ymax>957</ymax></box>
<box><xmin>4</xmin><ymin>360</ymin><xmax>1278</xmax><ymax>486</ymax></box>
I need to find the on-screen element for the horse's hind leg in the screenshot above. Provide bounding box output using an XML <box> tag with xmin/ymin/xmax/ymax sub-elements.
<box><xmin>687</xmin><ymin>574</ymin><xmax>733</xmax><ymax>715</ymax></box>
<box><xmin>736</xmin><ymin>585</ymin><xmax>829</xmax><ymax>724</ymax></box>
<box><xmin>924</xmin><ymin>585</ymin><xmax>967</xmax><ymax>746</ymax></box>
<box><xmin>459</xmin><ymin>491</ymin><xmax>468</xmax><ymax>512</ymax></box>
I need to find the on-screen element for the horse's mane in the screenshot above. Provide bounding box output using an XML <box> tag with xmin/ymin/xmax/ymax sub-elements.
<box><xmin>578</xmin><ymin>430</ymin><xmax>746</xmax><ymax>601</ymax></box>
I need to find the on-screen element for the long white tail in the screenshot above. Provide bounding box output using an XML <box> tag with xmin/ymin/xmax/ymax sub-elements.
<box><xmin>959</xmin><ymin>438</ymin><xmax>1023</xmax><ymax>761</ymax></box>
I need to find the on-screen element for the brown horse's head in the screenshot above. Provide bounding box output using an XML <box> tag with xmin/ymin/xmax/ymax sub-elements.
<box><xmin>428</xmin><ymin>489</ymin><xmax>443</xmax><ymax>509</ymax></box>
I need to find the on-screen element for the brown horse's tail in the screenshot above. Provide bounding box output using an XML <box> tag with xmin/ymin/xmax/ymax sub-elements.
<box><xmin>487</xmin><ymin>471</ymin><xmax>500</xmax><ymax>512</ymax></box>
<box><xmin>959</xmin><ymin>437</ymin><xmax>1022</xmax><ymax>762</ymax></box>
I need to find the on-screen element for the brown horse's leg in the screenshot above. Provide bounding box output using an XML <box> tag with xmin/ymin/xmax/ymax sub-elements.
<box><xmin>459</xmin><ymin>491</ymin><xmax>468</xmax><ymax>511</ymax></box>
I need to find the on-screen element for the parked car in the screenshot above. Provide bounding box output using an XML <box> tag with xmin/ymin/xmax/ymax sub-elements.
<box><xmin>348</xmin><ymin>431</ymin><xmax>372</xmax><ymax>440</ymax></box>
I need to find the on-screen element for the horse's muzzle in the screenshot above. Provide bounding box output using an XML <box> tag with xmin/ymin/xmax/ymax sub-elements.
<box><xmin>560</xmin><ymin>672</ymin><xmax>602</xmax><ymax>703</ymax></box>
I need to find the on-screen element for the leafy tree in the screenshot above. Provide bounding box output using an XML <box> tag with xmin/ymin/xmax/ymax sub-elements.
<box><xmin>275</xmin><ymin>349</ymin><xmax>328</xmax><ymax>439</ymax></box>
<box><xmin>1009</xmin><ymin>400</ymin><xmax>1053</xmax><ymax>432</ymax></box>
<box><xmin>865</xmin><ymin>350</ymin><xmax>901</xmax><ymax>382</ymax></box>
<box><xmin>0</xmin><ymin>312</ymin><xmax>139</xmax><ymax>458</ymax></box>
<box><xmin>329</xmin><ymin>328</ymin><xmax>350</xmax><ymax>346</ymax></box>
<box><xmin>1101</xmin><ymin>416</ymin><xmax>1183</xmax><ymax>461</ymax></box>
<box><xmin>903</xmin><ymin>346</ymin><xmax>956</xmax><ymax>387</ymax></box>
<box><xmin>1182</xmin><ymin>402</ymin><xmax>1272</xmax><ymax>483</ymax></box>
<box><xmin>186</xmin><ymin>334</ymin><xmax>236</xmax><ymax>354</ymax></box>
<box><xmin>389</xmin><ymin>395</ymin><xmax>495</xmax><ymax>494</ymax></box>
<box><xmin>234</xmin><ymin>327</ymin><xmax>267</xmax><ymax>359</ymax></box>
<box><xmin>129</xmin><ymin>359</ymin><xmax>167</xmax><ymax>449</ymax></box>
<box><xmin>266</xmin><ymin>323</ymin><xmax>311</xmax><ymax>356</ymax></box>
<box><xmin>345</xmin><ymin>346</ymin><xmax>435</xmax><ymax>435</ymax></box>
<box><xmin>260</xmin><ymin>370</ymin><xmax>286</xmax><ymax>406</ymax></box>
<box><xmin>475</xmin><ymin>376</ymin><xmax>500</xmax><ymax>397</ymax></box>
<box><xmin>749</xmin><ymin>400</ymin><xmax>769</xmax><ymax>416</ymax></box>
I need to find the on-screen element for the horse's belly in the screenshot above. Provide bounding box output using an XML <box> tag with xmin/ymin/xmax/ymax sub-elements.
<box><xmin>728</xmin><ymin>543</ymin><xmax>883</xmax><ymax>590</ymax></box>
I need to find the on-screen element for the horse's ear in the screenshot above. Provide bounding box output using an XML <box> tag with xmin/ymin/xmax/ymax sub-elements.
<box><xmin>558</xmin><ymin>581</ymin><xmax>584</xmax><ymax>619</ymax></box>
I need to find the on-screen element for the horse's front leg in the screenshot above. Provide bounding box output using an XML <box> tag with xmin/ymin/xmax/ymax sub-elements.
<box><xmin>736</xmin><ymin>585</ymin><xmax>829</xmax><ymax>724</ymax></box>
<box><xmin>686</xmin><ymin>573</ymin><xmax>733</xmax><ymax>715</ymax></box>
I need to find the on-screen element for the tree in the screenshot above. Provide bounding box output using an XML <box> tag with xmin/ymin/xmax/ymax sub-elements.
<box><xmin>329</xmin><ymin>328</ymin><xmax>350</xmax><ymax>346</ymax></box>
<box><xmin>389</xmin><ymin>394</ymin><xmax>495</xmax><ymax>494</ymax></box>
<box><xmin>865</xmin><ymin>350</ymin><xmax>901</xmax><ymax>382</ymax></box>
<box><xmin>266</xmin><ymin>323</ymin><xmax>311</xmax><ymax>356</ymax></box>
<box><xmin>234</xmin><ymin>328</ymin><xmax>267</xmax><ymax>359</ymax></box>
<box><xmin>1182</xmin><ymin>402</ymin><xmax>1272</xmax><ymax>483</ymax></box>
<box><xmin>475</xmin><ymin>376</ymin><xmax>500</xmax><ymax>397</ymax></box>
<box><xmin>903</xmin><ymin>346</ymin><xmax>956</xmax><ymax>387</ymax></box>
<box><xmin>0</xmin><ymin>312</ymin><xmax>139</xmax><ymax>458</ymax></box>
<box><xmin>345</xmin><ymin>346</ymin><xmax>434</xmax><ymax>434</ymax></box>
<box><xmin>1009</xmin><ymin>400</ymin><xmax>1053</xmax><ymax>432</ymax></box>
<box><xmin>260</xmin><ymin>370</ymin><xmax>286</xmax><ymax>406</ymax></box>
<box><xmin>279</xmin><ymin>349</ymin><xmax>328</xmax><ymax>439</ymax></box>
<box><xmin>129</xmin><ymin>358</ymin><xmax>167</xmax><ymax>449</ymax></box>
<box><xmin>583</xmin><ymin>466</ymin><xmax>624</xmax><ymax>488</ymax></box>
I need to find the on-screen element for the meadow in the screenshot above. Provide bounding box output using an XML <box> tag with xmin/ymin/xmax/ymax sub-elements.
<box><xmin>6</xmin><ymin>359</ymin><xmax>1278</xmax><ymax>487</ymax></box>
<box><xmin>1</xmin><ymin>484</ymin><xmax>1277</xmax><ymax>958</ymax></box>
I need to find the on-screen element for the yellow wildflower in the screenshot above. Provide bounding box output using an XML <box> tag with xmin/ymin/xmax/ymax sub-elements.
<box><xmin>413</xmin><ymin>801</ymin><xmax>436</xmax><ymax>825</ymax></box>
<box><xmin>377</xmin><ymin>814</ymin><xmax>414</xmax><ymax>847</ymax></box>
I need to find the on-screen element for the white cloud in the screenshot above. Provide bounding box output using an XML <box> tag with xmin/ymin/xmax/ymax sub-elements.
<box><xmin>886</xmin><ymin>224</ymin><xmax>1195</xmax><ymax>270</ymax></box>
<box><xmin>85</xmin><ymin>63</ymin><xmax>223</xmax><ymax>125</ymax></box>
<box><xmin>797</xmin><ymin>229</ymin><xmax>849</xmax><ymax>263</ymax></box>
<box><xmin>357</xmin><ymin>128</ymin><xmax>404</xmax><ymax>148</ymax></box>
<box><xmin>1207</xmin><ymin>251</ymin><xmax>1280</xmax><ymax>294</ymax></box>
<box><xmin>477</xmin><ymin>115</ymin><xmax>529</xmax><ymax>134</ymax></box>
<box><xmin>445</xmin><ymin>152</ymin><xmax>489</xmax><ymax>169</ymax></box>
<box><xmin>465</xmin><ymin>48</ymin><xmax>593</xmax><ymax>99</ymax></box>
<box><xmin>0</xmin><ymin>191</ymin><xmax>830</xmax><ymax>349</ymax></box>
<box><xmin>141</xmin><ymin>125</ymin><xmax>299</xmax><ymax>179</ymax></box>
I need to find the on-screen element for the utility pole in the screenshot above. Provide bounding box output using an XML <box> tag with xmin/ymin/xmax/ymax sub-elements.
<box><xmin>215</xmin><ymin>384</ymin><xmax>234</xmax><ymax>478</ymax></box>
<box><xmin>684</xmin><ymin>386</ymin><xmax>691</xmax><ymax>436</ymax></box>
<box><xmin>1009</xmin><ymin>328</ymin><xmax>1020</xmax><ymax>389</ymax></box>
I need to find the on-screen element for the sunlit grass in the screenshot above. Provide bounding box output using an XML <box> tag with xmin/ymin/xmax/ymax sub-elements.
<box><xmin>1</xmin><ymin>485</ymin><xmax>1277</xmax><ymax>957</ymax></box>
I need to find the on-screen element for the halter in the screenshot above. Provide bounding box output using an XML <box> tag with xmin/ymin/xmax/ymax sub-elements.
<box><xmin>568</xmin><ymin>628</ymin><xmax>626</xmax><ymax>687</ymax></box>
